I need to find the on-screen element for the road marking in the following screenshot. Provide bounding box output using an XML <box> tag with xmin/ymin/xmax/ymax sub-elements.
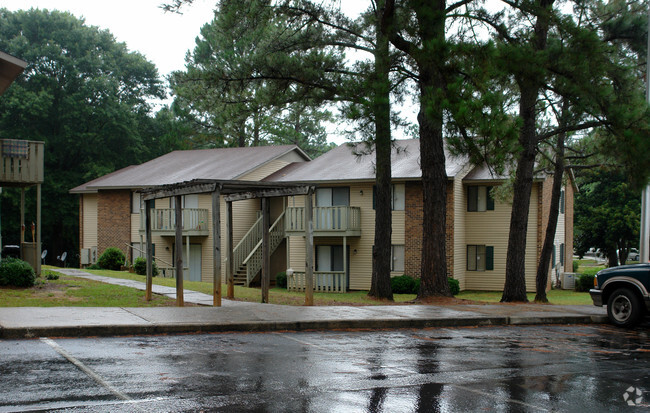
<box><xmin>40</xmin><ymin>338</ymin><xmax>131</xmax><ymax>401</ymax></box>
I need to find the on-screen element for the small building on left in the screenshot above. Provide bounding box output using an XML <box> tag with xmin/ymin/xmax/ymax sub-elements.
<box><xmin>0</xmin><ymin>51</ymin><xmax>45</xmax><ymax>276</ymax></box>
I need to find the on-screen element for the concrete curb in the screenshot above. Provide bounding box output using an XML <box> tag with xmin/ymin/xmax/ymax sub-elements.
<box><xmin>0</xmin><ymin>314</ymin><xmax>607</xmax><ymax>340</ymax></box>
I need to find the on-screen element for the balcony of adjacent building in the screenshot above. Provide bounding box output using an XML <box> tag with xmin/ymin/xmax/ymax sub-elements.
<box><xmin>139</xmin><ymin>207</ymin><xmax>210</xmax><ymax>237</ymax></box>
<box><xmin>284</xmin><ymin>206</ymin><xmax>361</xmax><ymax>237</ymax></box>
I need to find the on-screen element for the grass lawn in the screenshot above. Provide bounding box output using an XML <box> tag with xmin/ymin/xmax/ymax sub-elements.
<box><xmin>0</xmin><ymin>271</ymin><xmax>183</xmax><ymax>307</ymax></box>
<box><xmin>76</xmin><ymin>268</ymin><xmax>593</xmax><ymax>306</ymax></box>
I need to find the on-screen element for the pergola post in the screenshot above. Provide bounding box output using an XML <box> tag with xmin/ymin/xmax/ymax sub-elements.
<box><xmin>261</xmin><ymin>197</ymin><xmax>270</xmax><ymax>303</ymax></box>
<box><xmin>145</xmin><ymin>199</ymin><xmax>153</xmax><ymax>301</ymax></box>
<box><xmin>226</xmin><ymin>200</ymin><xmax>234</xmax><ymax>299</ymax></box>
<box><xmin>305</xmin><ymin>188</ymin><xmax>314</xmax><ymax>306</ymax></box>
<box><xmin>212</xmin><ymin>187</ymin><xmax>222</xmax><ymax>306</ymax></box>
<box><xmin>35</xmin><ymin>184</ymin><xmax>41</xmax><ymax>277</ymax></box>
<box><xmin>175</xmin><ymin>195</ymin><xmax>184</xmax><ymax>306</ymax></box>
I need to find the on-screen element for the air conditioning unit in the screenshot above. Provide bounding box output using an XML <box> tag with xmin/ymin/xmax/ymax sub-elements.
<box><xmin>90</xmin><ymin>246</ymin><xmax>98</xmax><ymax>264</ymax></box>
<box><xmin>80</xmin><ymin>248</ymin><xmax>91</xmax><ymax>265</ymax></box>
<box><xmin>562</xmin><ymin>272</ymin><xmax>576</xmax><ymax>290</ymax></box>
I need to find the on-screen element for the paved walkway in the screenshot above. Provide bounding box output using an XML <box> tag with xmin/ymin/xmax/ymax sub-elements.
<box><xmin>0</xmin><ymin>269</ymin><xmax>609</xmax><ymax>339</ymax></box>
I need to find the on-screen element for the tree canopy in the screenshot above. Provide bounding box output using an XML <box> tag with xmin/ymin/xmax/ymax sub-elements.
<box><xmin>0</xmin><ymin>8</ymin><xmax>168</xmax><ymax>263</ymax></box>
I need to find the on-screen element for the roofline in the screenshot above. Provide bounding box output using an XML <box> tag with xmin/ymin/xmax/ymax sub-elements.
<box><xmin>232</xmin><ymin>145</ymin><xmax>311</xmax><ymax>180</ymax></box>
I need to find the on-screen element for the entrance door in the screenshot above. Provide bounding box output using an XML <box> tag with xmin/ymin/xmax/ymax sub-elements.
<box><xmin>181</xmin><ymin>244</ymin><xmax>202</xmax><ymax>282</ymax></box>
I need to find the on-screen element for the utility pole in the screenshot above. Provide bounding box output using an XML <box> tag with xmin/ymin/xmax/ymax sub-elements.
<box><xmin>641</xmin><ymin>3</ymin><xmax>650</xmax><ymax>263</ymax></box>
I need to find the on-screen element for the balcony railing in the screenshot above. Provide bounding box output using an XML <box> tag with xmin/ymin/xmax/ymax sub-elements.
<box><xmin>285</xmin><ymin>206</ymin><xmax>361</xmax><ymax>236</ymax></box>
<box><xmin>0</xmin><ymin>140</ymin><xmax>44</xmax><ymax>185</ymax></box>
<box><xmin>287</xmin><ymin>271</ymin><xmax>347</xmax><ymax>293</ymax></box>
<box><xmin>140</xmin><ymin>208</ymin><xmax>210</xmax><ymax>236</ymax></box>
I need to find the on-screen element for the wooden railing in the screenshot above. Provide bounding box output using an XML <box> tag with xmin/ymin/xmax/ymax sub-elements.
<box><xmin>287</xmin><ymin>271</ymin><xmax>347</xmax><ymax>293</ymax></box>
<box><xmin>232</xmin><ymin>214</ymin><xmax>264</xmax><ymax>276</ymax></box>
<box><xmin>244</xmin><ymin>212</ymin><xmax>285</xmax><ymax>286</ymax></box>
<box><xmin>0</xmin><ymin>140</ymin><xmax>44</xmax><ymax>184</ymax></box>
<box><xmin>285</xmin><ymin>206</ymin><xmax>361</xmax><ymax>235</ymax></box>
<box><xmin>140</xmin><ymin>208</ymin><xmax>209</xmax><ymax>235</ymax></box>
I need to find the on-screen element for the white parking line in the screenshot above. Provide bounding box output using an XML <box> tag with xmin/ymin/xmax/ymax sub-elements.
<box><xmin>40</xmin><ymin>338</ymin><xmax>131</xmax><ymax>401</ymax></box>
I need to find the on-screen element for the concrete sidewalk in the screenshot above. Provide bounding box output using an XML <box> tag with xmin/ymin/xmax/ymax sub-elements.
<box><xmin>0</xmin><ymin>269</ymin><xmax>609</xmax><ymax>339</ymax></box>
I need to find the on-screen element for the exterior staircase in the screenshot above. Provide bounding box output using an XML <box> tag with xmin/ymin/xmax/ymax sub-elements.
<box><xmin>232</xmin><ymin>211</ymin><xmax>285</xmax><ymax>287</ymax></box>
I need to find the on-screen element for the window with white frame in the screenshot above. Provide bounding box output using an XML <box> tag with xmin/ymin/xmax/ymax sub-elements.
<box><xmin>467</xmin><ymin>245</ymin><xmax>494</xmax><ymax>271</ymax></box>
<box><xmin>131</xmin><ymin>191</ymin><xmax>142</xmax><ymax>214</ymax></box>
<box><xmin>391</xmin><ymin>245</ymin><xmax>405</xmax><ymax>272</ymax></box>
<box><xmin>467</xmin><ymin>186</ymin><xmax>494</xmax><ymax>212</ymax></box>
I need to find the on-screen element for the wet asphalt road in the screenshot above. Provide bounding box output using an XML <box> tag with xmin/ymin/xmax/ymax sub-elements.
<box><xmin>0</xmin><ymin>324</ymin><xmax>648</xmax><ymax>412</ymax></box>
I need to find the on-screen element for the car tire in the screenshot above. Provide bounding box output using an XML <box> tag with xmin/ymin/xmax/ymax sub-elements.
<box><xmin>607</xmin><ymin>288</ymin><xmax>643</xmax><ymax>327</ymax></box>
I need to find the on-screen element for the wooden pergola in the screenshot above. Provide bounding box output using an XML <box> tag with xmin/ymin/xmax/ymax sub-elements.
<box><xmin>139</xmin><ymin>179</ymin><xmax>317</xmax><ymax>306</ymax></box>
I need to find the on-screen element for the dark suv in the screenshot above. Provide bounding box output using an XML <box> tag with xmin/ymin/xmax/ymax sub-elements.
<box><xmin>590</xmin><ymin>263</ymin><xmax>650</xmax><ymax>327</ymax></box>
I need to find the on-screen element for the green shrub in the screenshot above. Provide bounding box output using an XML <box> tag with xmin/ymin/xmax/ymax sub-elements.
<box><xmin>391</xmin><ymin>275</ymin><xmax>419</xmax><ymax>294</ymax></box>
<box><xmin>43</xmin><ymin>270</ymin><xmax>59</xmax><ymax>280</ymax></box>
<box><xmin>133</xmin><ymin>257</ymin><xmax>159</xmax><ymax>276</ymax></box>
<box><xmin>96</xmin><ymin>247</ymin><xmax>126</xmax><ymax>271</ymax></box>
<box><xmin>575</xmin><ymin>274</ymin><xmax>594</xmax><ymax>292</ymax></box>
<box><xmin>0</xmin><ymin>258</ymin><xmax>36</xmax><ymax>287</ymax></box>
<box><xmin>572</xmin><ymin>260</ymin><xmax>579</xmax><ymax>273</ymax></box>
<box><xmin>276</xmin><ymin>271</ymin><xmax>287</xmax><ymax>288</ymax></box>
<box><xmin>86</xmin><ymin>263</ymin><xmax>101</xmax><ymax>270</ymax></box>
<box><xmin>448</xmin><ymin>277</ymin><xmax>460</xmax><ymax>296</ymax></box>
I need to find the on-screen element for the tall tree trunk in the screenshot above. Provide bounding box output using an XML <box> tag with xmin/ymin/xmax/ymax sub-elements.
<box><xmin>416</xmin><ymin>0</ymin><xmax>451</xmax><ymax>298</ymax></box>
<box><xmin>369</xmin><ymin>0</ymin><xmax>393</xmax><ymax>300</ymax></box>
<box><xmin>501</xmin><ymin>0</ymin><xmax>555</xmax><ymax>302</ymax></box>
<box><xmin>534</xmin><ymin>133</ymin><xmax>565</xmax><ymax>303</ymax></box>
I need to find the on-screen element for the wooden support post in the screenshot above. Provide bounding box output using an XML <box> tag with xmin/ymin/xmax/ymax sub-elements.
<box><xmin>145</xmin><ymin>199</ymin><xmax>153</xmax><ymax>301</ymax></box>
<box><xmin>226</xmin><ymin>200</ymin><xmax>234</xmax><ymax>299</ymax></box>
<box><xmin>343</xmin><ymin>235</ymin><xmax>347</xmax><ymax>292</ymax></box>
<box><xmin>175</xmin><ymin>195</ymin><xmax>184</xmax><ymax>306</ymax></box>
<box><xmin>261</xmin><ymin>197</ymin><xmax>270</xmax><ymax>303</ymax></box>
<box><xmin>20</xmin><ymin>188</ymin><xmax>25</xmax><ymax>245</ymax></box>
<box><xmin>305</xmin><ymin>188</ymin><xmax>314</xmax><ymax>306</ymax></box>
<box><xmin>212</xmin><ymin>188</ymin><xmax>222</xmax><ymax>306</ymax></box>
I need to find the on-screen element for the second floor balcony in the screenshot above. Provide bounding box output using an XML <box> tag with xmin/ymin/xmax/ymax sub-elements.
<box><xmin>0</xmin><ymin>140</ymin><xmax>44</xmax><ymax>185</ymax></box>
<box><xmin>285</xmin><ymin>206</ymin><xmax>361</xmax><ymax>237</ymax></box>
<box><xmin>139</xmin><ymin>208</ymin><xmax>210</xmax><ymax>237</ymax></box>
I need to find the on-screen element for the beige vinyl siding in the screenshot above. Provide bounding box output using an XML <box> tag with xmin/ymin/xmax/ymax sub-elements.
<box><xmin>553</xmin><ymin>186</ymin><xmax>566</xmax><ymax>275</ymax></box>
<box><xmin>82</xmin><ymin>194</ymin><xmax>98</xmax><ymax>249</ymax></box>
<box><xmin>464</xmin><ymin>184</ymin><xmax>539</xmax><ymax>292</ymax></box>
<box><xmin>453</xmin><ymin>166</ymin><xmax>473</xmax><ymax>290</ymax></box>
<box><xmin>239</xmin><ymin>159</ymin><xmax>290</xmax><ymax>181</ymax></box>
<box><xmin>287</xmin><ymin>182</ymin><xmax>405</xmax><ymax>290</ymax></box>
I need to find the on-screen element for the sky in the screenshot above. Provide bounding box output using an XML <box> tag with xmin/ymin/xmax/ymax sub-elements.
<box><xmin>3</xmin><ymin>0</ymin><xmax>407</xmax><ymax>144</ymax></box>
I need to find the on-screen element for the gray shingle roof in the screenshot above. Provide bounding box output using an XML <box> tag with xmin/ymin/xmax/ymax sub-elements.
<box><xmin>265</xmin><ymin>139</ymin><xmax>469</xmax><ymax>183</ymax></box>
<box><xmin>70</xmin><ymin>145</ymin><xmax>308</xmax><ymax>193</ymax></box>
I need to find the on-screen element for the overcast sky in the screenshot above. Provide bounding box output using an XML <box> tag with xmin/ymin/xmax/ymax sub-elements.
<box><xmin>4</xmin><ymin>1</ymin><xmax>410</xmax><ymax>144</ymax></box>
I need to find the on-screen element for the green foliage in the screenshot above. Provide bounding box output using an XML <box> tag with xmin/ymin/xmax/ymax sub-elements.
<box><xmin>96</xmin><ymin>248</ymin><xmax>126</xmax><ymax>271</ymax></box>
<box><xmin>448</xmin><ymin>278</ymin><xmax>460</xmax><ymax>296</ymax></box>
<box><xmin>574</xmin><ymin>169</ymin><xmax>640</xmax><ymax>266</ymax></box>
<box><xmin>86</xmin><ymin>264</ymin><xmax>101</xmax><ymax>270</ymax></box>
<box><xmin>0</xmin><ymin>8</ymin><xmax>169</xmax><ymax>266</ymax></box>
<box><xmin>133</xmin><ymin>257</ymin><xmax>159</xmax><ymax>277</ymax></box>
<box><xmin>572</xmin><ymin>260</ymin><xmax>579</xmax><ymax>273</ymax></box>
<box><xmin>0</xmin><ymin>258</ymin><xmax>36</xmax><ymax>287</ymax></box>
<box><xmin>575</xmin><ymin>274</ymin><xmax>595</xmax><ymax>293</ymax></box>
<box><xmin>391</xmin><ymin>275</ymin><xmax>419</xmax><ymax>294</ymax></box>
<box><xmin>275</xmin><ymin>271</ymin><xmax>287</xmax><ymax>288</ymax></box>
<box><xmin>43</xmin><ymin>270</ymin><xmax>59</xmax><ymax>280</ymax></box>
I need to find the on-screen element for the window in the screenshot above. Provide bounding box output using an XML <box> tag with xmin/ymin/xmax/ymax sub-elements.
<box><xmin>131</xmin><ymin>242</ymin><xmax>155</xmax><ymax>260</ymax></box>
<box><xmin>316</xmin><ymin>187</ymin><xmax>349</xmax><ymax>207</ymax></box>
<box><xmin>131</xmin><ymin>192</ymin><xmax>142</xmax><ymax>214</ymax></box>
<box><xmin>169</xmin><ymin>194</ymin><xmax>199</xmax><ymax>209</ymax></box>
<box><xmin>467</xmin><ymin>245</ymin><xmax>493</xmax><ymax>271</ymax></box>
<box><xmin>552</xmin><ymin>245</ymin><xmax>556</xmax><ymax>268</ymax></box>
<box><xmin>467</xmin><ymin>186</ymin><xmax>494</xmax><ymax>212</ymax></box>
<box><xmin>391</xmin><ymin>245</ymin><xmax>405</xmax><ymax>272</ymax></box>
<box><xmin>372</xmin><ymin>183</ymin><xmax>405</xmax><ymax>211</ymax></box>
<box><xmin>316</xmin><ymin>245</ymin><xmax>344</xmax><ymax>272</ymax></box>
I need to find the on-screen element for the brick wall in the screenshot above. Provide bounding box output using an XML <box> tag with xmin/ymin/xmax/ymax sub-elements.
<box><xmin>97</xmin><ymin>190</ymin><xmax>131</xmax><ymax>257</ymax></box>
<box><xmin>405</xmin><ymin>181</ymin><xmax>454</xmax><ymax>278</ymax></box>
